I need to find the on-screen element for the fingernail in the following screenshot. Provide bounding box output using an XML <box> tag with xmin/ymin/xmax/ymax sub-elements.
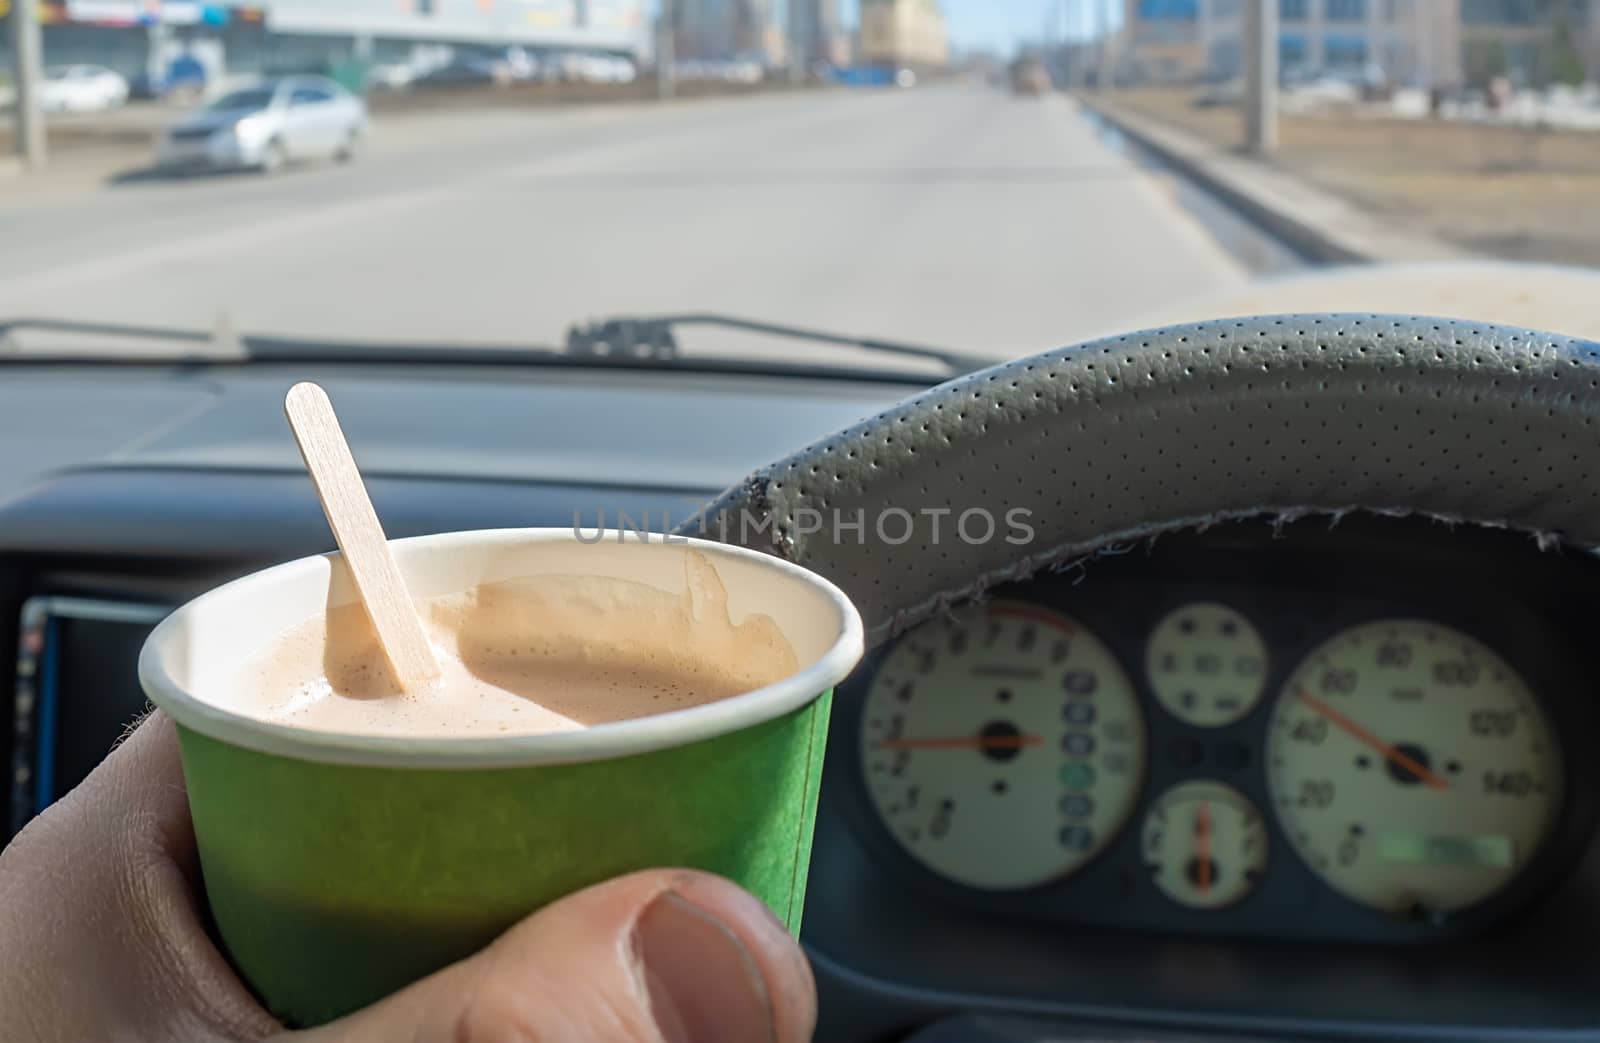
<box><xmin>636</xmin><ymin>891</ymin><xmax>776</xmax><ymax>1043</ymax></box>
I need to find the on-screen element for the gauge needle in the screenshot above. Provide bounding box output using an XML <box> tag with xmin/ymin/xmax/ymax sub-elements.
<box><xmin>873</xmin><ymin>735</ymin><xmax>1044</xmax><ymax>751</ymax></box>
<box><xmin>1298</xmin><ymin>690</ymin><xmax>1450</xmax><ymax>791</ymax></box>
<box><xmin>1195</xmin><ymin>801</ymin><xmax>1213</xmax><ymax>894</ymax></box>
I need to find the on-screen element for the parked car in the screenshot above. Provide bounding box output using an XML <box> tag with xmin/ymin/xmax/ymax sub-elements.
<box><xmin>365</xmin><ymin>63</ymin><xmax>418</xmax><ymax>93</ymax></box>
<box><xmin>413</xmin><ymin>57</ymin><xmax>503</xmax><ymax>88</ymax></box>
<box><xmin>1279</xmin><ymin>70</ymin><xmax>1362</xmax><ymax>113</ymax></box>
<box><xmin>580</xmin><ymin>55</ymin><xmax>637</xmax><ymax>84</ymax></box>
<box><xmin>153</xmin><ymin>76</ymin><xmax>368</xmax><ymax>175</ymax></box>
<box><xmin>500</xmin><ymin>46</ymin><xmax>540</xmax><ymax>82</ymax></box>
<box><xmin>1193</xmin><ymin>76</ymin><xmax>1244</xmax><ymax>107</ymax></box>
<box><xmin>673</xmin><ymin>58</ymin><xmax>760</xmax><ymax>84</ymax></box>
<box><xmin>606</xmin><ymin>56</ymin><xmax>639</xmax><ymax>84</ymax></box>
<box><xmin>39</xmin><ymin>65</ymin><xmax>129</xmax><ymax>113</ymax></box>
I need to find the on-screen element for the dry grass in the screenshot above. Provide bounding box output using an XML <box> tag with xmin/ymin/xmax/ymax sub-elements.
<box><xmin>1111</xmin><ymin>87</ymin><xmax>1600</xmax><ymax>267</ymax></box>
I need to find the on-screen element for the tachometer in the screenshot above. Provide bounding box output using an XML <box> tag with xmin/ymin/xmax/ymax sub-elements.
<box><xmin>861</xmin><ymin>601</ymin><xmax>1146</xmax><ymax>890</ymax></box>
<box><xmin>1267</xmin><ymin>620</ymin><xmax>1560</xmax><ymax>915</ymax></box>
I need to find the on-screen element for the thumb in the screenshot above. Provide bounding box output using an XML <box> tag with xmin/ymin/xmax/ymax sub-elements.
<box><xmin>290</xmin><ymin>868</ymin><xmax>817</xmax><ymax>1043</ymax></box>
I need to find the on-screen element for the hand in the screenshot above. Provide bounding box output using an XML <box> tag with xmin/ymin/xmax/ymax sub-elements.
<box><xmin>0</xmin><ymin>712</ymin><xmax>817</xmax><ymax>1043</ymax></box>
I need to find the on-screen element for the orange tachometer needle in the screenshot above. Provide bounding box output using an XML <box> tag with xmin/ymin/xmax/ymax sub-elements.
<box><xmin>1195</xmin><ymin>801</ymin><xmax>1213</xmax><ymax>894</ymax></box>
<box><xmin>873</xmin><ymin>735</ymin><xmax>1044</xmax><ymax>751</ymax></box>
<box><xmin>1298</xmin><ymin>690</ymin><xmax>1450</xmax><ymax>791</ymax></box>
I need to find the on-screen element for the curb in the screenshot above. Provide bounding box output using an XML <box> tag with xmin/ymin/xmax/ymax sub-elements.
<box><xmin>1075</xmin><ymin>93</ymin><xmax>1470</xmax><ymax>265</ymax></box>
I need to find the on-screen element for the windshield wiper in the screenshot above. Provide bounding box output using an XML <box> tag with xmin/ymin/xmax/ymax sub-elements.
<box><xmin>0</xmin><ymin>314</ymin><xmax>986</xmax><ymax>382</ymax></box>
<box><xmin>0</xmin><ymin>316</ymin><xmax>248</xmax><ymax>361</ymax></box>
<box><xmin>565</xmin><ymin>313</ymin><xmax>989</xmax><ymax>376</ymax></box>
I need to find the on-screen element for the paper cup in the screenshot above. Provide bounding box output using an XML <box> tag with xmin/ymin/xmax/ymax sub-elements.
<box><xmin>139</xmin><ymin>529</ymin><xmax>863</xmax><ymax>1027</ymax></box>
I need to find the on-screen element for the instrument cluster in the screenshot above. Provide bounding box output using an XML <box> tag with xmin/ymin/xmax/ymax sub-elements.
<box><xmin>846</xmin><ymin>579</ymin><xmax>1588</xmax><ymax>942</ymax></box>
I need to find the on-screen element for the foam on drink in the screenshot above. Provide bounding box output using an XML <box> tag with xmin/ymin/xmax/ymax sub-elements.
<box><xmin>229</xmin><ymin>550</ymin><xmax>799</xmax><ymax>737</ymax></box>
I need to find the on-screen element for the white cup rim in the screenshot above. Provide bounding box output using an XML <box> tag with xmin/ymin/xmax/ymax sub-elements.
<box><xmin>138</xmin><ymin>529</ymin><xmax>864</xmax><ymax>769</ymax></box>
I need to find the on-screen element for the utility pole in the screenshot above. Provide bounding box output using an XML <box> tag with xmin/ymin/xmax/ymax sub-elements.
<box><xmin>1243</xmin><ymin>0</ymin><xmax>1277</xmax><ymax>153</ymax></box>
<box><xmin>1053</xmin><ymin>0</ymin><xmax>1068</xmax><ymax>86</ymax></box>
<box><xmin>788</xmin><ymin>0</ymin><xmax>809</xmax><ymax>85</ymax></box>
<box><xmin>1092</xmin><ymin>0</ymin><xmax>1104</xmax><ymax>89</ymax></box>
<box><xmin>10</xmin><ymin>0</ymin><xmax>47</xmax><ymax>169</ymax></box>
<box><xmin>1070</xmin><ymin>0</ymin><xmax>1088</xmax><ymax>89</ymax></box>
<box><xmin>1411</xmin><ymin>0</ymin><xmax>1428</xmax><ymax>87</ymax></box>
<box><xmin>1097</xmin><ymin>0</ymin><xmax>1115</xmax><ymax>91</ymax></box>
<box><xmin>656</xmin><ymin>0</ymin><xmax>675</xmax><ymax>99</ymax></box>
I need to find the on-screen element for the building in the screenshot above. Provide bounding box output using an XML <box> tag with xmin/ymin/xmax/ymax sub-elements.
<box><xmin>672</xmin><ymin>0</ymin><xmax>769</xmax><ymax>62</ymax></box>
<box><xmin>1122</xmin><ymin>0</ymin><xmax>1598</xmax><ymax>87</ymax></box>
<box><xmin>1458</xmin><ymin>0</ymin><xmax>1599</xmax><ymax>85</ymax></box>
<box><xmin>0</xmin><ymin>0</ymin><xmax>651</xmax><ymax>84</ymax></box>
<box><xmin>1122</xmin><ymin>0</ymin><xmax>1208</xmax><ymax>83</ymax></box>
<box><xmin>857</xmin><ymin>0</ymin><xmax>947</xmax><ymax>69</ymax></box>
<box><xmin>789</xmin><ymin>0</ymin><xmax>847</xmax><ymax>67</ymax></box>
<box><xmin>1123</xmin><ymin>0</ymin><xmax>1449</xmax><ymax>84</ymax></box>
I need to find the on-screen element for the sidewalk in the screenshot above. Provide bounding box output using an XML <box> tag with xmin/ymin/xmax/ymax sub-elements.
<box><xmin>1085</xmin><ymin>88</ymin><xmax>1600</xmax><ymax>269</ymax></box>
<box><xmin>0</xmin><ymin>101</ymin><xmax>174</xmax><ymax>155</ymax></box>
<box><xmin>1078</xmin><ymin>94</ymin><xmax>1465</xmax><ymax>264</ymax></box>
<box><xmin>0</xmin><ymin>102</ymin><xmax>188</xmax><ymax>195</ymax></box>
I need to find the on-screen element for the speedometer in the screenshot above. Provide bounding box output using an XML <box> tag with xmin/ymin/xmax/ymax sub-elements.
<box><xmin>1267</xmin><ymin>620</ymin><xmax>1560</xmax><ymax>915</ymax></box>
<box><xmin>861</xmin><ymin>601</ymin><xmax>1146</xmax><ymax>890</ymax></box>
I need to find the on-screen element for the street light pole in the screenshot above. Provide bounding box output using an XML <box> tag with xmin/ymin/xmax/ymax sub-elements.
<box><xmin>1244</xmin><ymin>0</ymin><xmax>1277</xmax><ymax>153</ymax></box>
<box><xmin>1097</xmin><ymin>0</ymin><xmax>1116</xmax><ymax>91</ymax></box>
<box><xmin>1071</xmin><ymin>0</ymin><xmax>1088</xmax><ymax>89</ymax></box>
<box><xmin>10</xmin><ymin>0</ymin><xmax>47</xmax><ymax>169</ymax></box>
<box><xmin>656</xmin><ymin>0</ymin><xmax>675</xmax><ymax>100</ymax></box>
<box><xmin>1092</xmin><ymin>0</ymin><xmax>1104</xmax><ymax>89</ymax></box>
<box><xmin>788</xmin><ymin>0</ymin><xmax>808</xmax><ymax>85</ymax></box>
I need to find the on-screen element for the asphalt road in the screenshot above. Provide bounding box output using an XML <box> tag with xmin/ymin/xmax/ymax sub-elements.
<box><xmin>0</xmin><ymin>85</ymin><xmax>1254</xmax><ymax>363</ymax></box>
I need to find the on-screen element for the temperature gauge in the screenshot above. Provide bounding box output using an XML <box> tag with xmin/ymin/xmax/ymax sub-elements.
<box><xmin>1142</xmin><ymin>780</ymin><xmax>1267</xmax><ymax>909</ymax></box>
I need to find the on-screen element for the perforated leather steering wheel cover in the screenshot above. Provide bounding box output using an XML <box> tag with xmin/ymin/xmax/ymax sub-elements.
<box><xmin>684</xmin><ymin>314</ymin><xmax>1600</xmax><ymax>646</ymax></box>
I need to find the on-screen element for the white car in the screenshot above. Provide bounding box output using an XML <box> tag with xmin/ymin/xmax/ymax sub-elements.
<box><xmin>365</xmin><ymin>63</ymin><xmax>417</xmax><ymax>92</ymax></box>
<box><xmin>557</xmin><ymin>53</ymin><xmax>636</xmax><ymax>84</ymax></box>
<box><xmin>607</xmin><ymin>56</ymin><xmax>638</xmax><ymax>84</ymax></box>
<box><xmin>500</xmin><ymin>46</ymin><xmax>540</xmax><ymax>81</ymax></box>
<box><xmin>154</xmin><ymin>76</ymin><xmax>369</xmax><ymax>174</ymax></box>
<box><xmin>39</xmin><ymin>65</ymin><xmax>129</xmax><ymax>113</ymax></box>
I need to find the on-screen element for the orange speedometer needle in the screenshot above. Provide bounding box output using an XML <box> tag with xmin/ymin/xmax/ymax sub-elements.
<box><xmin>1195</xmin><ymin>801</ymin><xmax>1213</xmax><ymax>894</ymax></box>
<box><xmin>873</xmin><ymin>735</ymin><xmax>1044</xmax><ymax>751</ymax></box>
<box><xmin>1298</xmin><ymin>690</ymin><xmax>1450</xmax><ymax>791</ymax></box>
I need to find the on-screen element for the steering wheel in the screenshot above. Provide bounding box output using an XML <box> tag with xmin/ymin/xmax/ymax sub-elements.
<box><xmin>683</xmin><ymin>313</ymin><xmax>1600</xmax><ymax>644</ymax></box>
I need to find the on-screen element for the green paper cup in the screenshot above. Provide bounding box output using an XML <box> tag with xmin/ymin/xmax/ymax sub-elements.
<box><xmin>138</xmin><ymin>529</ymin><xmax>863</xmax><ymax>1027</ymax></box>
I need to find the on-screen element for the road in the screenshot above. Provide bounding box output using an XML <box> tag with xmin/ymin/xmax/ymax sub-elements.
<box><xmin>0</xmin><ymin>85</ymin><xmax>1256</xmax><ymax>363</ymax></box>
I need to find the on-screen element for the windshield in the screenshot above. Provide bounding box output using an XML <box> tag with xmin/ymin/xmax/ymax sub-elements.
<box><xmin>206</xmin><ymin>87</ymin><xmax>277</xmax><ymax>112</ymax></box>
<box><xmin>2</xmin><ymin>1</ymin><xmax>1599</xmax><ymax>369</ymax></box>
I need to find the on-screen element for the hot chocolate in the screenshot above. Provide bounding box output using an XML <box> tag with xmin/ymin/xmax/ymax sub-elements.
<box><xmin>230</xmin><ymin>550</ymin><xmax>799</xmax><ymax>737</ymax></box>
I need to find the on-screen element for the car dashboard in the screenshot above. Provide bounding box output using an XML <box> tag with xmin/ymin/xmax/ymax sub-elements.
<box><xmin>806</xmin><ymin>517</ymin><xmax>1600</xmax><ymax>1041</ymax></box>
<box><xmin>5</xmin><ymin>359</ymin><xmax>1600</xmax><ymax>1042</ymax></box>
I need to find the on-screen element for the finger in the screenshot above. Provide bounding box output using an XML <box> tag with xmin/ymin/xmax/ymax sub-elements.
<box><xmin>0</xmin><ymin>711</ymin><xmax>280</xmax><ymax>1043</ymax></box>
<box><xmin>293</xmin><ymin>868</ymin><xmax>816</xmax><ymax>1043</ymax></box>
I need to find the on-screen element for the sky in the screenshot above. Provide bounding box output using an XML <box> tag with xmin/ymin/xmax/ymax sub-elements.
<box><xmin>655</xmin><ymin>0</ymin><xmax>1122</xmax><ymax>55</ymax></box>
<box><xmin>833</xmin><ymin>0</ymin><xmax>1121</xmax><ymax>54</ymax></box>
<box><xmin>940</xmin><ymin>0</ymin><xmax>1112</xmax><ymax>53</ymax></box>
